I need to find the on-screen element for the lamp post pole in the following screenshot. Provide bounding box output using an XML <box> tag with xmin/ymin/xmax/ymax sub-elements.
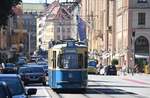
<box><xmin>132</xmin><ymin>31</ymin><xmax>135</xmax><ymax>75</ymax></box>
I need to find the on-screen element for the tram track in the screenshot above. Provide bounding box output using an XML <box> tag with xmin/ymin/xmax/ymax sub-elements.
<box><xmin>44</xmin><ymin>76</ymin><xmax>148</xmax><ymax>98</ymax></box>
<box><xmin>46</xmin><ymin>86</ymin><xmax>148</xmax><ymax>98</ymax></box>
<box><xmin>88</xmin><ymin>78</ymin><xmax>149</xmax><ymax>98</ymax></box>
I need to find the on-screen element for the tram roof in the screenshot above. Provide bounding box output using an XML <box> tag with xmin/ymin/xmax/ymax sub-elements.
<box><xmin>51</xmin><ymin>43</ymin><xmax>87</xmax><ymax>49</ymax></box>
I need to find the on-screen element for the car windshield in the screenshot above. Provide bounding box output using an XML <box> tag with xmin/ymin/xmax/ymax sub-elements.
<box><xmin>88</xmin><ymin>61</ymin><xmax>97</xmax><ymax>67</ymax></box>
<box><xmin>5</xmin><ymin>64</ymin><xmax>15</xmax><ymax>67</ymax></box>
<box><xmin>19</xmin><ymin>67</ymin><xmax>44</xmax><ymax>73</ymax></box>
<box><xmin>0</xmin><ymin>77</ymin><xmax>24</xmax><ymax>96</ymax></box>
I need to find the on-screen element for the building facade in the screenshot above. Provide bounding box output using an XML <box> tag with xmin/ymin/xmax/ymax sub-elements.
<box><xmin>80</xmin><ymin>0</ymin><xmax>150</xmax><ymax>71</ymax></box>
<box><xmin>114</xmin><ymin>0</ymin><xmax>150</xmax><ymax>70</ymax></box>
<box><xmin>37</xmin><ymin>1</ymin><xmax>79</xmax><ymax>51</ymax></box>
<box><xmin>22</xmin><ymin>3</ymin><xmax>45</xmax><ymax>55</ymax></box>
<box><xmin>80</xmin><ymin>0</ymin><xmax>110</xmax><ymax>63</ymax></box>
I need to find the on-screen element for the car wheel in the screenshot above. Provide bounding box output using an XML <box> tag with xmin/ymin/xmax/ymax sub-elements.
<box><xmin>43</xmin><ymin>82</ymin><xmax>46</xmax><ymax>86</ymax></box>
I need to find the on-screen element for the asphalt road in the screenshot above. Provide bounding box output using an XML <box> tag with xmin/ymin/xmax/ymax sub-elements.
<box><xmin>26</xmin><ymin>74</ymin><xmax>150</xmax><ymax>98</ymax></box>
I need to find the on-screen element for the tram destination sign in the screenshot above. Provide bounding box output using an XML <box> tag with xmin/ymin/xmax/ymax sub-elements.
<box><xmin>64</xmin><ymin>48</ymin><xmax>77</xmax><ymax>53</ymax></box>
<box><xmin>67</xmin><ymin>41</ymin><xmax>76</xmax><ymax>48</ymax></box>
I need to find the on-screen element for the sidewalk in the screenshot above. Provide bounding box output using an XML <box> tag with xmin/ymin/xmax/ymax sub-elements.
<box><xmin>120</xmin><ymin>73</ymin><xmax>150</xmax><ymax>85</ymax></box>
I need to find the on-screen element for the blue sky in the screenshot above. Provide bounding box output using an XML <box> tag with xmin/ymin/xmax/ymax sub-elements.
<box><xmin>22</xmin><ymin>0</ymin><xmax>67</xmax><ymax>3</ymax></box>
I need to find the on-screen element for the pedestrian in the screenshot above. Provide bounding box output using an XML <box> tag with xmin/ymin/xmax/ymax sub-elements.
<box><xmin>122</xmin><ymin>62</ymin><xmax>127</xmax><ymax>76</ymax></box>
<box><xmin>97</xmin><ymin>63</ymin><xmax>102</xmax><ymax>74</ymax></box>
<box><xmin>1</xmin><ymin>63</ymin><xmax>5</xmax><ymax>69</ymax></box>
<box><xmin>134</xmin><ymin>64</ymin><xmax>139</xmax><ymax>73</ymax></box>
<box><xmin>0</xmin><ymin>63</ymin><xmax>5</xmax><ymax>73</ymax></box>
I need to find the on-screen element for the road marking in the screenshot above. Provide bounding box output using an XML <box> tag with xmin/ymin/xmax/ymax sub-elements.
<box><xmin>47</xmin><ymin>88</ymin><xmax>60</xmax><ymax>98</ymax></box>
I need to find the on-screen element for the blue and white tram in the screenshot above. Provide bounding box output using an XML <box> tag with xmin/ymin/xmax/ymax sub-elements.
<box><xmin>48</xmin><ymin>40</ymin><xmax>88</xmax><ymax>90</ymax></box>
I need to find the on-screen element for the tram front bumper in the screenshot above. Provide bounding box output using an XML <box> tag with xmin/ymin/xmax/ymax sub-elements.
<box><xmin>56</xmin><ymin>81</ymin><xmax>87</xmax><ymax>88</ymax></box>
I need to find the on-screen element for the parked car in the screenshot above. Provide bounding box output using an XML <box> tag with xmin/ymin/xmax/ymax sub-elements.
<box><xmin>87</xmin><ymin>60</ymin><xmax>97</xmax><ymax>74</ymax></box>
<box><xmin>0</xmin><ymin>74</ymin><xmax>37</xmax><ymax>98</ymax></box>
<box><xmin>37</xmin><ymin>61</ymin><xmax>48</xmax><ymax>75</ymax></box>
<box><xmin>16</xmin><ymin>59</ymin><xmax>26</xmax><ymax>66</ymax></box>
<box><xmin>2</xmin><ymin>63</ymin><xmax>17</xmax><ymax>74</ymax></box>
<box><xmin>105</xmin><ymin>65</ymin><xmax>117</xmax><ymax>75</ymax></box>
<box><xmin>0</xmin><ymin>81</ymin><xmax>12</xmax><ymax>98</ymax></box>
<box><xmin>18</xmin><ymin>66</ymin><xmax>46</xmax><ymax>85</ymax></box>
<box><xmin>18</xmin><ymin>56</ymin><xmax>27</xmax><ymax>62</ymax></box>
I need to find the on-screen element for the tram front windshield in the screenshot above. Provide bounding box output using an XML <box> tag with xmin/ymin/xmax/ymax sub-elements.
<box><xmin>58</xmin><ymin>53</ymin><xmax>78</xmax><ymax>69</ymax></box>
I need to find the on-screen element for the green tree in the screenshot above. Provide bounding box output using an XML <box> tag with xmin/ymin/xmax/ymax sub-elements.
<box><xmin>111</xmin><ymin>59</ymin><xmax>118</xmax><ymax>65</ymax></box>
<box><xmin>0</xmin><ymin>0</ymin><xmax>22</xmax><ymax>28</ymax></box>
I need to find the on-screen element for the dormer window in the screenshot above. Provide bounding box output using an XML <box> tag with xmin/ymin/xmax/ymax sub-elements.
<box><xmin>138</xmin><ymin>0</ymin><xmax>147</xmax><ymax>3</ymax></box>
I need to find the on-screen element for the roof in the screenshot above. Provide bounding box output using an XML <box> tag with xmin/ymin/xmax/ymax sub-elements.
<box><xmin>39</xmin><ymin>1</ymin><xmax>72</xmax><ymax>20</ymax></box>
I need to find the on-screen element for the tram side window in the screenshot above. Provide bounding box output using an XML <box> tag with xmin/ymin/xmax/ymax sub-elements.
<box><xmin>57</xmin><ymin>54</ymin><xmax>63</xmax><ymax>68</ymax></box>
<box><xmin>78</xmin><ymin>54</ymin><xmax>83</xmax><ymax>68</ymax></box>
<box><xmin>85</xmin><ymin>52</ymin><xmax>88</xmax><ymax>68</ymax></box>
<box><xmin>53</xmin><ymin>51</ymin><xmax>56</xmax><ymax>68</ymax></box>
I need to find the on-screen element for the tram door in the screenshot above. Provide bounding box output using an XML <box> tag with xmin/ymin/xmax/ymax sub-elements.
<box><xmin>48</xmin><ymin>50</ymin><xmax>57</xmax><ymax>87</ymax></box>
<box><xmin>52</xmin><ymin>51</ymin><xmax>57</xmax><ymax>87</ymax></box>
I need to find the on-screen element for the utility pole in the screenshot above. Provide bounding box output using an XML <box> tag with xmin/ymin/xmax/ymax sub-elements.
<box><xmin>28</xmin><ymin>18</ymin><xmax>31</xmax><ymax>57</ymax></box>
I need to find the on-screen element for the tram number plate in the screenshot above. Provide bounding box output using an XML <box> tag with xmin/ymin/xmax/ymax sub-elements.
<box><xmin>69</xmin><ymin>73</ymin><xmax>72</xmax><ymax>78</ymax></box>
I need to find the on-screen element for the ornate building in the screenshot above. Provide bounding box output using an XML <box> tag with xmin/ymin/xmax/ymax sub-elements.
<box><xmin>80</xmin><ymin>0</ymin><xmax>150</xmax><ymax>71</ymax></box>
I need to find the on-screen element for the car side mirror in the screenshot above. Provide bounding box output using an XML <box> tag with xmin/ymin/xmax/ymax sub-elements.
<box><xmin>27</xmin><ymin>88</ymin><xmax>37</xmax><ymax>95</ymax></box>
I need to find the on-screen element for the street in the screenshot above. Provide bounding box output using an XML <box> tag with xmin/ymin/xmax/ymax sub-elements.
<box><xmin>27</xmin><ymin>74</ymin><xmax>150</xmax><ymax>98</ymax></box>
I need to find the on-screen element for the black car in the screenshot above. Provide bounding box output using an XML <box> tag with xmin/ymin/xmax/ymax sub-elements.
<box><xmin>2</xmin><ymin>63</ymin><xmax>17</xmax><ymax>74</ymax></box>
<box><xmin>0</xmin><ymin>81</ymin><xmax>12</xmax><ymax>98</ymax></box>
<box><xmin>105</xmin><ymin>65</ymin><xmax>117</xmax><ymax>75</ymax></box>
<box><xmin>0</xmin><ymin>74</ymin><xmax>37</xmax><ymax>98</ymax></box>
<box><xmin>18</xmin><ymin>66</ymin><xmax>46</xmax><ymax>85</ymax></box>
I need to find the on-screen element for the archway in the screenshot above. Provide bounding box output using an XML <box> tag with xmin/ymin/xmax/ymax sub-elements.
<box><xmin>135</xmin><ymin>36</ymin><xmax>149</xmax><ymax>72</ymax></box>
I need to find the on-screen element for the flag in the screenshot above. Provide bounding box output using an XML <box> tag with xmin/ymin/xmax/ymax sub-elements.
<box><xmin>77</xmin><ymin>15</ymin><xmax>86</xmax><ymax>41</ymax></box>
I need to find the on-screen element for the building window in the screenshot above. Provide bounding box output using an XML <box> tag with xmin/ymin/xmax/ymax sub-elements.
<box><xmin>57</xmin><ymin>27</ymin><xmax>60</xmax><ymax>33</ymax></box>
<box><xmin>57</xmin><ymin>35</ymin><xmax>60</xmax><ymax>40</ymax></box>
<box><xmin>67</xmin><ymin>35</ymin><xmax>71</xmax><ymax>39</ymax></box>
<box><xmin>63</xmin><ymin>36</ymin><xmax>66</xmax><ymax>40</ymax></box>
<box><xmin>38</xmin><ymin>31</ymin><xmax>42</xmax><ymax>35</ymax></box>
<box><xmin>51</xmin><ymin>28</ymin><xmax>54</xmax><ymax>32</ymax></box>
<box><xmin>135</xmin><ymin>36</ymin><xmax>149</xmax><ymax>53</ymax></box>
<box><xmin>67</xmin><ymin>28</ymin><xmax>70</xmax><ymax>33</ymax></box>
<box><xmin>39</xmin><ymin>38</ymin><xmax>42</xmax><ymax>43</ymax></box>
<box><xmin>138</xmin><ymin>0</ymin><xmax>147</xmax><ymax>3</ymax></box>
<box><xmin>62</xmin><ymin>27</ymin><xmax>65</xmax><ymax>32</ymax></box>
<box><xmin>138</xmin><ymin>13</ymin><xmax>146</xmax><ymax>25</ymax></box>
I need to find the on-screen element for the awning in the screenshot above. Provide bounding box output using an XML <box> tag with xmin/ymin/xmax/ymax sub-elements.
<box><xmin>135</xmin><ymin>54</ymin><xmax>149</xmax><ymax>59</ymax></box>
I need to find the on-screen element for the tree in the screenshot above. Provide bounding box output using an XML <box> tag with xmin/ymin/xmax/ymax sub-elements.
<box><xmin>0</xmin><ymin>0</ymin><xmax>22</xmax><ymax>28</ymax></box>
<box><xmin>111</xmin><ymin>59</ymin><xmax>118</xmax><ymax>65</ymax></box>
